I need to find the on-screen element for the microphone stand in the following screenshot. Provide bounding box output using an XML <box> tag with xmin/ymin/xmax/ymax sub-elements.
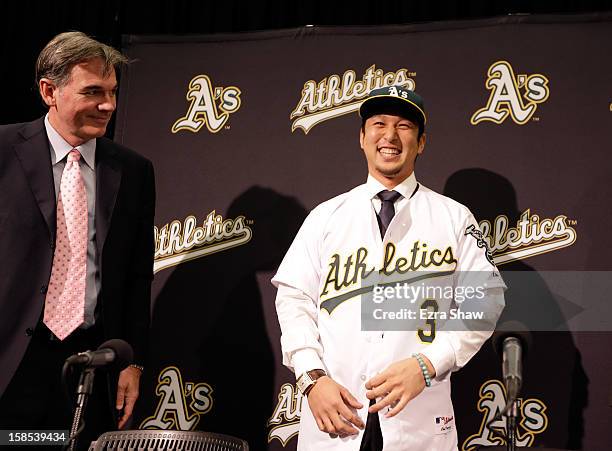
<box><xmin>505</xmin><ymin>397</ymin><xmax>519</xmax><ymax>451</ymax></box>
<box><xmin>66</xmin><ymin>367</ymin><xmax>95</xmax><ymax>451</ymax></box>
<box><xmin>501</xmin><ymin>336</ymin><xmax>522</xmax><ymax>451</ymax></box>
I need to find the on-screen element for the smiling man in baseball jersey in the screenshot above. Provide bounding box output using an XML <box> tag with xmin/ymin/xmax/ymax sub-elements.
<box><xmin>273</xmin><ymin>86</ymin><xmax>506</xmax><ymax>450</ymax></box>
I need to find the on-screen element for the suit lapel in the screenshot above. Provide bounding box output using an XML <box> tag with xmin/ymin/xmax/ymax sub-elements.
<box><xmin>95</xmin><ymin>139</ymin><xmax>122</xmax><ymax>256</ymax></box>
<box><xmin>13</xmin><ymin>118</ymin><xmax>56</xmax><ymax>240</ymax></box>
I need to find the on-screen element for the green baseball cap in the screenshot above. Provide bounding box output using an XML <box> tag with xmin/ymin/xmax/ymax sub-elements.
<box><xmin>359</xmin><ymin>85</ymin><xmax>426</xmax><ymax>129</ymax></box>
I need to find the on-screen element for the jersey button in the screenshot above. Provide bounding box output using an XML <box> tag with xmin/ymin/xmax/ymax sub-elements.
<box><xmin>25</xmin><ymin>327</ymin><xmax>34</xmax><ymax>336</ymax></box>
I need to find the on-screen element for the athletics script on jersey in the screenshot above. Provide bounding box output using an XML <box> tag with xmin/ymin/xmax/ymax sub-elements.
<box><xmin>290</xmin><ymin>64</ymin><xmax>416</xmax><ymax>134</ymax></box>
<box><xmin>320</xmin><ymin>240</ymin><xmax>458</xmax><ymax>314</ymax></box>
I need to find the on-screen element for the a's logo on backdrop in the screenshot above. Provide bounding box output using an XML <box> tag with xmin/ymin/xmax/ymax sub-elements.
<box><xmin>291</xmin><ymin>64</ymin><xmax>416</xmax><ymax>134</ymax></box>
<box><xmin>462</xmin><ymin>379</ymin><xmax>548</xmax><ymax>450</ymax></box>
<box><xmin>471</xmin><ymin>61</ymin><xmax>549</xmax><ymax>125</ymax></box>
<box><xmin>154</xmin><ymin>210</ymin><xmax>253</xmax><ymax>274</ymax></box>
<box><xmin>172</xmin><ymin>75</ymin><xmax>242</xmax><ymax>133</ymax></box>
<box><xmin>141</xmin><ymin>367</ymin><xmax>214</xmax><ymax>430</ymax></box>
<box><xmin>268</xmin><ymin>383</ymin><xmax>303</xmax><ymax>446</ymax></box>
<box><xmin>481</xmin><ymin>209</ymin><xmax>577</xmax><ymax>265</ymax></box>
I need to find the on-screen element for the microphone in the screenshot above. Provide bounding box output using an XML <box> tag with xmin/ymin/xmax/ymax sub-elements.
<box><xmin>492</xmin><ymin>321</ymin><xmax>532</xmax><ymax>402</ymax></box>
<box><xmin>66</xmin><ymin>339</ymin><xmax>133</xmax><ymax>371</ymax></box>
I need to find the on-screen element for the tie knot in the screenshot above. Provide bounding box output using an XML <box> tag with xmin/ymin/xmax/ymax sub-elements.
<box><xmin>67</xmin><ymin>150</ymin><xmax>81</xmax><ymax>163</ymax></box>
<box><xmin>377</xmin><ymin>190</ymin><xmax>401</xmax><ymax>203</ymax></box>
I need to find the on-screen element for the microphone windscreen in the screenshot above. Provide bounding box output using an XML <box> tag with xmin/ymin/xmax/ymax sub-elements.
<box><xmin>97</xmin><ymin>339</ymin><xmax>133</xmax><ymax>371</ymax></box>
<box><xmin>491</xmin><ymin>321</ymin><xmax>532</xmax><ymax>358</ymax></box>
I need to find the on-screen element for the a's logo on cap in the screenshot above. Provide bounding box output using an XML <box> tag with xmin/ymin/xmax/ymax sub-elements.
<box><xmin>388</xmin><ymin>86</ymin><xmax>404</xmax><ymax>96</ymax></box>
<box><xmin>360</xmin><ymin>84</ymin><xmax>426</xmax><ymax>125</ymax></box>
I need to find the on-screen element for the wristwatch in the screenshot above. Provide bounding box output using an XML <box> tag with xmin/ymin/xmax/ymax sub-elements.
<box><xmin>296</xmin><ymin>369</ymin><xmax>327</xmax><ymax>396</ymax></box>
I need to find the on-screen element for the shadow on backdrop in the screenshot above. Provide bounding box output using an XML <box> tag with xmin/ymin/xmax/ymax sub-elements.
<box><xmin>138</xmin><ymin>186</ymin><xmax>307</xmax><ymax>449</ymax></box>
<box><xmin>443</xmin><ymin>168</ymin><xmax>587</xmax><ymax>450</ymax></box>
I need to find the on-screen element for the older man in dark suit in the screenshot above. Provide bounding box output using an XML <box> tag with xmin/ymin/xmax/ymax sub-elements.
<box><xmin>0</xmin><ymin>32</ymin><xmax>155</xmax><ymax>447</ymax></box>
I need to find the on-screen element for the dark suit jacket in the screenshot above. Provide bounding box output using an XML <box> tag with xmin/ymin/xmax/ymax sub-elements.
<box><xmin>0</xmin><ymin>117</ymin><xmax>155</xmax><ymax>396</ymax></box>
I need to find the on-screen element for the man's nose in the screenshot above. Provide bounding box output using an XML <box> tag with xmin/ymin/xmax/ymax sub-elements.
<box><xmin>383</xmin><ymin>125</ymin><xmax>399</xmax><ymax>142</ymax></box>
<box><xmin>98</xmin><ymin>93</ymin><xmax>116</xmax><ymax>112</ymax></box>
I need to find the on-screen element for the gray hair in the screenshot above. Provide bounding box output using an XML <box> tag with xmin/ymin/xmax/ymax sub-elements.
<box><xmin>36</xmin><ymin>31</ymin><xmax>128</xmax><ymax>86</ymax></box>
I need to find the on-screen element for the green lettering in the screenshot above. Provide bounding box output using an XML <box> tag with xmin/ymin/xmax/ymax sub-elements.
<box><xmin>381</xmin><ymin>243</ymin><xmax>396</xmax><ymax>275</ymax></box>
<box><xmin>321</xmin><ymin>254</ymin><xmax>341</xmax><ymax>296</ymax></box>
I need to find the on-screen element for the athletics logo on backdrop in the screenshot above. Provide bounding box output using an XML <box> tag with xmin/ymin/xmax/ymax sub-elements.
<box><xmin>462</xmin><ymin>379</ymin><xmax>548</xmax><ymax>450</ymax></box>
<box><xmin>141</xmin><ymin>367</ymin><xmax>214</xmax><ymax>430</ymax></box>
<box><xmin>291</xmin><ymin>64</ymin><xmax>416</xmax><ymax>134</ymax></box>
<box><xmin>154</xmin><ymin>210</ymin><xmax>253</xmax><ymax>274</ymax></box>
<box><xmin>471</xmin><ymin>61</ymin><xmax>549</xmax><ymax>125</ymax></box>
<box><xmin>172</xmin><ymin>75</ymin><xmax>242</xmax><ymax>133</ymax></box>
<box><xmin>482</xmin><ymin>209</ymin><xmax>577</xmax><ymax>265</ymax></box>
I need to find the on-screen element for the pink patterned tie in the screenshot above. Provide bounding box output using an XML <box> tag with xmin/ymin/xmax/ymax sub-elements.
<box><xmin>44</xmin><ymin>150</ymin><xmax>88</xmax><ymax>340</ymax></box>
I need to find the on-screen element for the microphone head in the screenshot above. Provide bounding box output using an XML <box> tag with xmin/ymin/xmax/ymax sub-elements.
<box><xmin>97</xmin><ymin>339</ymin><xmax>133</xmax><ymax>371</ymax></box>
<box><xmin>491</xmin><ymin>321</ymin><xmax>532</xmax><ymax>359</ymax></box>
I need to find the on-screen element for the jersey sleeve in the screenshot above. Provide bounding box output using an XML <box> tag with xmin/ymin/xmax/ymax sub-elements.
<box><xmin>272</xmin><ymin>209</ymin><xmax>326</xmax><ymax>375</ymax></box>
<box><xmin>272</xmin><ymin>209</ymin><xmax>322</xmax><ymax>299</ymax></box>
<box><xmin>421</xmin><ymin>209</ymin><xmax>506</xmax><ymax>378</ymax></box>
<box><xmin>454</xmin><ymin>211</ymin><xmax>506</xmax><ymax>288</ymax></box>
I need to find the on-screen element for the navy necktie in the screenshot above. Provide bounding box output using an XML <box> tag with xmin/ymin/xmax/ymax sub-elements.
<box><xmin>376</xmin><ymin>190</ymin><xmax>402</xmax><ymax>238</ymax></box>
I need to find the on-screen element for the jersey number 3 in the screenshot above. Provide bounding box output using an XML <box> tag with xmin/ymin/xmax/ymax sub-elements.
<box><xmin>418</xmin><ymin>298</ymin><xmax>438</xmax><ymax>343</ymax></box>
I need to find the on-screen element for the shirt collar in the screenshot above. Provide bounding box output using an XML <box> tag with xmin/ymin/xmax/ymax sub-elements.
<box><xmin>45</xmin><ymin>114</ymin><xmax>96</xmax><ymax>170</ymax></box>
<box><xmin>365</xmin><ymin>172</ymin><xmax>418</xmax><ymax>200</ymax></box>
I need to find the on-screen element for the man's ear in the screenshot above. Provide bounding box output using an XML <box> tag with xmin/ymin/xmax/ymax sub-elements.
<box><xmin>359</xmin><ymin>127</ymin><xmax>365</xmax><ymax>150</ymax></box>
<box><xmin>417</xmin><ymin>133</ymin><xmax>427</xmax><ymax>155</ymax></box>
<box><xmin>39</xmin><ymin>78</ymin><xmax>57</xmax><ymax>107</ymax></box>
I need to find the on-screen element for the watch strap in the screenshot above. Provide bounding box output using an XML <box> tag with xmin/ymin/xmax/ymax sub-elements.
<box><xmin>297</xmin><ymin>369</ymin><xmax>326</xmax><ymax>396</ymax></box>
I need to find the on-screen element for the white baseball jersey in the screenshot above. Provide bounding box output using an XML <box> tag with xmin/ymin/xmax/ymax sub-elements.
<box><xmin>273</xmin><ymin>173</ymin><xmax>506</xmax><ymax>451</ymax></box>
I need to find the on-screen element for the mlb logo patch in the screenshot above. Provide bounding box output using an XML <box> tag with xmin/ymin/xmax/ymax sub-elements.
<box><xmin>434</xmin><ymin>415</ymin><xmax>454</xmax><ymax>434</ymax></box>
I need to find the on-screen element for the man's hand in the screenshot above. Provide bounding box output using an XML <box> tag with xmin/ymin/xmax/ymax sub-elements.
<box><xmin>307</xmin><ymin>376</ymin><xmax>365</xmax><ymax>437</ymax></box>
<box><xmin>116</xmin><ymin>366</ymin><xmax>142</xmax><ymax>429</ymax></box>
<box><xmin>365</xmin><ymin>356</ymin><xmax>435</xmax><ymax>418</ymax></box>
